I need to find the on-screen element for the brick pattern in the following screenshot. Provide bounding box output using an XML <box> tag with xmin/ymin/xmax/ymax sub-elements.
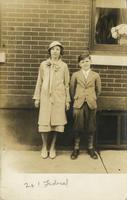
<box><xmin>0</xmin><ymin>0</ymin><xmax>127</xmax><ymax>100</ymax></box>
<box><xmin>92</xmin><ymin>65</ymin><xmax>127</xmax><ymax>97</ymax></box>
<box><xmin>0</xmin><ymin>0</ymin><xmax>90</xmax><ymax>96</ymax></box>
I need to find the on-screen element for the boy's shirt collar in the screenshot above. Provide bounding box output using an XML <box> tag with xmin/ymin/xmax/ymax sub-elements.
<box><xmin>82</xmin><ymin>68</ymin><xmax>91</xmax><ymax>79</ymax></box>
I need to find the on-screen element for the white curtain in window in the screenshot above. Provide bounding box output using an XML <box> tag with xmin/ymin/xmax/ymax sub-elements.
<box><xmin>96</xmin><ymin>0</ymin><xmax>127</xmax><ymax>8</ymax></box>
<box><xmin>119</xmin><ymin>9</ymin><xmax>127</xmax><ymax>24</ymax></box>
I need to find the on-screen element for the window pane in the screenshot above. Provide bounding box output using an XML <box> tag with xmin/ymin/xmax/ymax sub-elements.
<box><xmin>95</xmin><ymin>8</ymin><xmax>127</xmax><ymax>44</ymax></box>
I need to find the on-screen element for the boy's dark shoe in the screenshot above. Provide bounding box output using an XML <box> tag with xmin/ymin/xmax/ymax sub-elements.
<box><xmin>71</xmin><ymin>149</ymin><xmax>79</xmax><ymax>160</ymax></box>
<box><xmin>87</xmin><ymin>148</ymin><xmax>98</xmax><ymax>159</ymax></box>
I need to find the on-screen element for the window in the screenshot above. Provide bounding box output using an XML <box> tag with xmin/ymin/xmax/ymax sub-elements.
<box><xmin>0</xmin><ymin>2</ymin><xmax>1</xmax><ymax>47</ymax></box>
<box><xmin>91</xmin><ymin>0</ymin><xmax>127</xmax><ymax>53</ymax></box>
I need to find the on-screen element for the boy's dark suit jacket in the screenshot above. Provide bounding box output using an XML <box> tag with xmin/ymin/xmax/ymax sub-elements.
<box><xmin>70</xmin><ymin>69</ymin><xmax>101</xmax><ymax>110</ymax></box>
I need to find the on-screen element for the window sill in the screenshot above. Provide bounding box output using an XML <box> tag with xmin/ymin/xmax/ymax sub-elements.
<box><xmin>91</xmin><ymin>54</ymin><xmax>127</xmax><ymax>66</ymax></box>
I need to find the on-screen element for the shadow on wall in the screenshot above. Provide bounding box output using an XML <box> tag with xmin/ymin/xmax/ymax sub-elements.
<box><xmin>0</xmin><ymin>109</ymin><xmax>41</xmax><ymax>150</ymax></box>
<box><xmin>2</xmin><ymin>108</ymin><xmax>126</xmax><ymax>151</ymax></box>
<box><xmin>0</xmin><ymin>108</ymin><xmax>76</xmax><ymax>151</ymax></box>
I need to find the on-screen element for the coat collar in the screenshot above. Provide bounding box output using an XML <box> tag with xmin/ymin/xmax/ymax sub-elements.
<box><xmin>46</xmin><ymin>58</ymin><xmax>62</xmax><ymax>71</ymax></box>
<box><xmin>79</xmin><ymin>69</ymin><xmax>93</xmax><ymax>84</ymax></box>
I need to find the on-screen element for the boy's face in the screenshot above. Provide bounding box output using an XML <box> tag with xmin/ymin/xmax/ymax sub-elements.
<box><xmin>79</xmin><ymin>57</ymin><xmax>91</xmax><ymax>71</ymax></box>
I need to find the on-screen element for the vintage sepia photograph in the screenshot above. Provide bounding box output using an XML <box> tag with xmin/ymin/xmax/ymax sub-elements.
<box><xmin>0</xmin><ymin>0</ymin><xmax>127</xmax><ymax>199</ymax></box>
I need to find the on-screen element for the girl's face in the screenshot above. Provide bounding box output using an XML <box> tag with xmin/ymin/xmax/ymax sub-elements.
<box><xmin>79</xmin><ymin>57</ymin><xmax>91</xmax><ymax>71</ymax></box>
<box><xmin>50</xmin><ymin>45</ymin><xmax>61</xmax><ymax>59</ymax></box>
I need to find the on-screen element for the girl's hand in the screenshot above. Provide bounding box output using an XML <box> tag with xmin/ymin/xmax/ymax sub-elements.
<box><xmin>34</xmin><ymin>100</ymin><xmax>40</xmax><ymax>108</ymax></box>
<box><xmin>66</xmin><ymin>102</ymin><xmax>70</xmax><ymax>111</ymax></box>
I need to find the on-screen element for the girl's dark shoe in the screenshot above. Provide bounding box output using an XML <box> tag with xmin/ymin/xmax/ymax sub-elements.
<box><xmin>71</xmin><ymin>149</ymin><xmax>79</xmax><ymax>160</ymax></box>
<box><xmin>88</xmin><ymin>148</ymin><xmax>98</xmax><ymax>159</ymax></box>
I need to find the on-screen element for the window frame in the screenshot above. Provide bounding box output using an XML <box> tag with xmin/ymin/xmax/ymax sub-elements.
<box><xmin>90</xmin><ymin>0</ymin><xmax>127</xmax><ymax>55</ymax></box>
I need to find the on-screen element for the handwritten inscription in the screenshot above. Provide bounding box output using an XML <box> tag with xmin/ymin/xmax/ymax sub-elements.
<box><xmin>24</xmin><ymin>178</ymin><xmax>69</xmax><ymax>189</ymax></box>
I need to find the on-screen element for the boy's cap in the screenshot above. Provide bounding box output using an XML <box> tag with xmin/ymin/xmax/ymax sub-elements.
<box><xmin>48</xmin><ymin>41</ymin><xmax>63</xmax><ymax>51</ymax></box>
<box><xmin>78</xmin><ymin>53</ymin><xmax>91</xmax><ymax>63</ymax></box>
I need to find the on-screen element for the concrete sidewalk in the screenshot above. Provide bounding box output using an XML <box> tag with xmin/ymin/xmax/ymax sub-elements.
<box><xmin>1</xmin><ymin>149</ymin><xmax>127</xmax><ymax>174</ymax></box>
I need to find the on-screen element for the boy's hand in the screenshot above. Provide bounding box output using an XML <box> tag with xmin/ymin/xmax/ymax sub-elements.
<box><xmin>34</xmin><ymin>100</ymin><xmax>40</xmax><ymax>108</ymax></box>
<box><xmin>66</xmin><ymin>102</ymin><xmax>70</xmax><ymax>111</ymax></box>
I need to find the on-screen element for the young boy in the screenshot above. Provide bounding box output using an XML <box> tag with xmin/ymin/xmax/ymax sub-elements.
<box><xmin>70</xmin><ymin>53</ymin><xmax>101</xmax><ymax>159</ymax></box>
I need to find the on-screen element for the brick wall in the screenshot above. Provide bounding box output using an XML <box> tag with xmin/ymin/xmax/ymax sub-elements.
<box><xmin>0</xmin><ymin>0</ymin><xmax>127</xmax><ymax>109</ymax></box>
<box><xmin>93</xmin><ymin>65</ymin><xmax>127</xmax><ymax>97</ymax></box>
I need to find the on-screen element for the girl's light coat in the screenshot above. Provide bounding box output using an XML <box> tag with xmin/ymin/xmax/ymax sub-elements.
<box><xmin>33</xmin><ymin>58</ymin><xmax>70</xmax><ymax>126</ymax></box>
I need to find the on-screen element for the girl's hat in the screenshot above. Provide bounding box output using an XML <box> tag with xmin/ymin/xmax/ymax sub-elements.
<box><xmin>48</xmin><ymin>41</ymin><xmax>63</xmax><ymax>51</ymax></box>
